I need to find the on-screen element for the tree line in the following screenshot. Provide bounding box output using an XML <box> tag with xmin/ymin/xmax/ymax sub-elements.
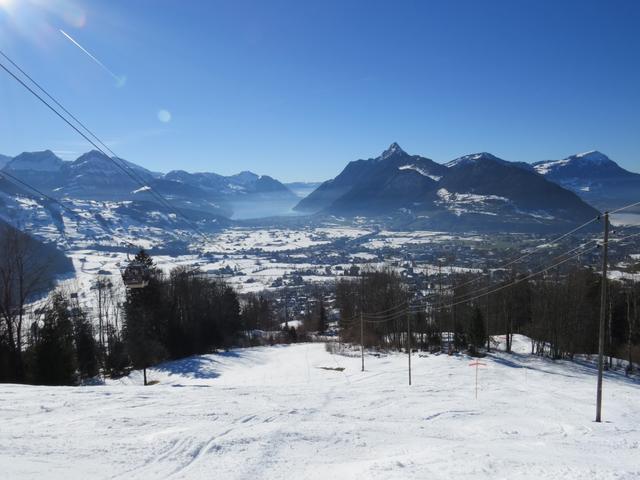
<box><xmin>336</xmin><ymin>266</ymin><xmax>640</xmax><ymax>371</ymax></box>
<box><xmin>0</xmin><ymin>249</ymin><xmax>284</xmax><ymax>385</ymax></box>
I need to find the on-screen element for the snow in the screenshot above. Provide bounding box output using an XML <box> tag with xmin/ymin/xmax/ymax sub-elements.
<box><xmin>2</xmin><ymin>336</ymin><xmax>638</xmax><ymax>479</ymax></box>
<box><xmin>534</xmin><ymin>159</ymin><xmax>570</xmax><ymax>175</ymax></box>
<box><xmin>436</xmin><ymin>188</ymin><xmax>509</xmax><ymax>216</ymax></box>
<box><xmin>437</xmin><ymin>188</ymin><xmax>509</xmax><ymax>204</ymax></box>
<box><xmin>535</xmin><ymin>151</ymin><xmax>611</xmax><ymax>175</ymax></box>
<box><xmin>132</xmin><ymin>185</ymin><xmax>151</xmax><ymax>194</ymax></box>
<box><xmin>445</xmin><ymin>152</ymin><xmax>495</xmax><ymax>168</ymax></box>
<box><xmin>398</xmin><ymin>165</ymin><xmax>441</xmax><ymax>181</ymax></box>
<box><xmin>574</xmin><ymin>150</ymin><xmax>610</xmax><ymax>163</ymax></box>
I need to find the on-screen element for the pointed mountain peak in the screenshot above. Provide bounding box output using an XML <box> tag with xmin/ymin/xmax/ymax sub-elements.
<box><xmin>380</xmin><ymin>142</ymin><xmax>406</xmax><ymax>160</ymax></box>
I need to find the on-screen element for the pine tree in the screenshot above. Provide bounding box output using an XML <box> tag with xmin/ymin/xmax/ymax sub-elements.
<box><xmin>72</xmin><ymin>306</ymin><xmax>99</xmax><ymax>380</ymax></box>
<box><xmin>123</xmin><ymin>250</ymin><xmax>167</xmax><ymax>385</ymax></box>
<box><xmin>34</xmin><ymin>292</ymin><xmax>77</xmax><ymax>385</ymax></box>
<box><xmin>468</xmin><ymin>306</ymin><xmax>486</xmax><ymax>355</ymax></box>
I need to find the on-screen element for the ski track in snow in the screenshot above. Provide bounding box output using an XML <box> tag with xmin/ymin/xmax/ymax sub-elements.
<box><xmin>1</xmin><ymin>336</ymin><xmax>639</xmax><ymax>479</ymax></box>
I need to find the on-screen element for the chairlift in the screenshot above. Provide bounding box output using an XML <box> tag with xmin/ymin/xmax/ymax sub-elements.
<box><xmin>121</xmin><ymin>260</ymin><xmax>150</xmax><ymax>289</ymax></box>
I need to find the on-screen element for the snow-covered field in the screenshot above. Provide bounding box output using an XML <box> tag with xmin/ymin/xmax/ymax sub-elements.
<box><xmin>1</xmin><ymin>336</ymin><xmax>639</xmax><ymax>479</ymax></box>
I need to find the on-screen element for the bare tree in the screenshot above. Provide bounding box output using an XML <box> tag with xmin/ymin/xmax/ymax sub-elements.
<box><xmin>0</xmin><ymin>224</ymin><xmax>52</xmax><ymax>382</ymax></box>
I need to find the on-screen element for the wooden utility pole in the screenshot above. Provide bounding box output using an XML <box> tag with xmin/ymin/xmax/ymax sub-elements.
<box><xmin>596</xmin><ymin>212</ymin><xmax>609</xmax><ymax>423</ymax></box>
<box><xmin>360</xmin><ymin>311</ymin><xmax>364</xmax><ymax>372</ymax></box>
<box><xmin>485</xmin><ymin>290</ymin><xmax>491</xmax><ymax>353</ymax></box>
<box><xmin>360</xmin><ymin>271</ymin><xmax>365</xmax><ymax>372</ymax></box>
<box><xmin>407</xmin><ymin>314</ymin><xmax>412</xmax><ymax>385</ymax></box>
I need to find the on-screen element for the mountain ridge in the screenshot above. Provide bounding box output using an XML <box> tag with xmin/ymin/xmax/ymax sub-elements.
<box><xmin>296</xmin><ymin>143</ymin><xmax>603</xmax><ymax>231</ymax></box>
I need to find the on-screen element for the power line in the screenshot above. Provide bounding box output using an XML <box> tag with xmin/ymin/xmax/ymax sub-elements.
<box><xmin>431</xmin><ymin>231</ymin><xmax>640</xmax><ymax>312</ymax></box>
<box><xmin>610</xmin><ymin>200</ymin><xmax>640</xmax><ymax>215</ymax></box>
<box><xmin>450</xmin><ymin>215</ymin><xmax>601</xmax><ymax>292</ymax></box>
<box><xmin>443</xmin><ymin>237</ymin><xmax>602</xmax><ymax>306</ymax></box>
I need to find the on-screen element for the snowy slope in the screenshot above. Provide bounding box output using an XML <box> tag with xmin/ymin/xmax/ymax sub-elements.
<box><xmin>1</xmin><ymin>337</ymin><xmax>639</xmax><ymax>479</ymax></box>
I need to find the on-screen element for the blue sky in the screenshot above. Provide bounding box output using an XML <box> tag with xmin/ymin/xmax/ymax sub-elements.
<box><xmin>0</xmin><ymin>0</ymin><xmax>639</xmax><ymax>181</ymax></box>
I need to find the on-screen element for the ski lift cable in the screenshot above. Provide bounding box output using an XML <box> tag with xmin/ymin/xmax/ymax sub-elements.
<box><xmin>0</xmin><ymin>50</ymin><xmax>208</xmax><ymax>242</ymax></box>
<box><xmin>0</xmin><ymin>171</ymin><xmax>185</xmax><ymax>272</ymax></box>
<box><xmin>0</xmin><ymin>53</ymin><xmax>211</xmax><ymax>246</ymax></box>
<box><xmin>0</xmin><ymin>48</ymin><xmax>173</xmax><ymax>213</ymax></box>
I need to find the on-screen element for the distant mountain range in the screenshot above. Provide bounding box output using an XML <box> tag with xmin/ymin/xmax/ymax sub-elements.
<box><xmin>294</xmin><ymin>143</ymin><xmax>635</xmax><ymax>231</ymax></box>
<box><xmin>532</xmin><ymin>151</ymin><xmax>640</xmax><ymax>212</ymax></box>
<box><xmin>1</xmin><ymin>145</ymin><xmax>637</xmax><ymax>241</ymax></box>
<box><xmin>1</xmin><ymin>149</ymin><xmax>300</xmax><ymax>220</ymax></box>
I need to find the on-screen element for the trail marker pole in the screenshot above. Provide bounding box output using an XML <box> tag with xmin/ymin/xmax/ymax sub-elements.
<box><xmin>469</xmin><ymin>360</ymin><xmax>486</xmax><ymax>399</ymax></box>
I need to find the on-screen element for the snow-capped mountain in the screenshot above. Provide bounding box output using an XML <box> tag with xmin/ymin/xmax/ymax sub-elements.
<box><xmin>0</xmin><ymin>149</ymin><xmax>297</xmax><ymax>220</ymax></box>
<box><xmin>295</xmin><ymin>143</ymin><xmax>447</xmax><ymax>214</ymax></box>
<box><xmin>434</xmin><ymin>152</ymin><xmax>598</xmax><ymax>230</ymax></box>
<box><xmin>62</xmin><ymin>150</ymin><xmax>158</xmax><ymax>199</ymax></box>
<box><xmin>296</xmin><ymin>144</ymin><xmax>600</xmax><ymax>232</ymax></box>
<box><xmin>532</xmin><ymin>151</ymin><xmax>640</xmax><ymax>211</ymax></box>
<box><xmin>0</xmin><ymin>172</ymin><xmax>230</xmax><ymax>251</ymax></box>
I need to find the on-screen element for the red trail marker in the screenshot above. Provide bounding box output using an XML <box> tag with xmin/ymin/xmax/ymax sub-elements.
<box><xmin>469</xmin><ymin>360</ymin><xmax>487</xmax><ymax>399</ymax></box>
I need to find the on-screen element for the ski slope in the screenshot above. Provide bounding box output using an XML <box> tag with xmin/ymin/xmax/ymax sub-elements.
<box><xmin>1</xmin><ymin>336</ymin><xmax>639</xmax><ymax>479</ymax></box>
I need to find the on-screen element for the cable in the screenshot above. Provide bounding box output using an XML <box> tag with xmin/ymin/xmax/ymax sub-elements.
<box><xmin>0</xmin><ymin>49</ymin><xmax>197</xmax><ymax>228</ymax></box>
<box><xmin>610</xmin><ymin>200</ymin><xmax>640</xmax><ymax>215</ymax></box>
<box><xmin>0</xmin><ymin>53</ymin><xmax>211</xmax><ymax>245</ymax></box>
<box><xmin>431</xmin><ymin>231</ymin><xmax>640</xmax><ymax>312</ymax></box>
<box><xmin>443</xmin><ymin>237</ymin><xmax>601</xmax><ymax>305</ymax></box>
<box><xmin>0</xmin><ymin>170</ymin><xmax>133</xmax><ymax>248</ymax></box>
<box><xmin>449</xmin><ymin>215</ymin><xmax>601</xmax><ymax>292</ymax></box>
<box><xmin>363</xmin><ymin>300</ymin><xmax>409</xmax><ymax>317</ymax></box>
<box><xmin>0</xmin><ymin>171</ymin><xmax>190</xmax><ymax>271</ymax></box>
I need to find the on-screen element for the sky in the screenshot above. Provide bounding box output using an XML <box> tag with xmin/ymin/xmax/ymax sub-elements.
<box><xmin>0</xmin><ymin>0</ymin><xmax>639</xmax><ymax>182</ymax></box>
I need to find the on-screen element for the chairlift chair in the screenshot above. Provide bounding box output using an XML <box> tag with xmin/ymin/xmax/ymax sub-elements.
<box><xmin>121</xmin><ymin>261</ymin><xmax>150</xmax><ymax>289</ymax></box>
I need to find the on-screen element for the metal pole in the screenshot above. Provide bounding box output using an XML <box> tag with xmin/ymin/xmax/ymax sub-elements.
<box><xmin>407</xmin><ymin>314</ymin><xmax>412</xmax><ymax>385</ymax></box>
<box><xmin>596</xmin><ymin>212</ymin><xmax>609</xmax><ymax>423</ymax></box>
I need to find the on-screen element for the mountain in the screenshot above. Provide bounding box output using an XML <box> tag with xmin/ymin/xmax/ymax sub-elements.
<box><xmin>295</xmin><ymin>143</ymin><xmax>447</xmax><ymax>213</ymax></box>
<box><xmin>296</xmin><ymin>144</ymin><xmax>600</xmax><ymax>232</ymax></box>
<box><xmin>433</xmin><ymin>152</ymin><xmax>599</xmax><ymax>230</ymax></box>
<box><xmin>3</xmin><ymin>150</ymin><xmax>66</xmax><ymax>191</ymax></box>
<box><xmin>1</xmin><ymin>150</ymin><xmax>298</xmax><ymax>219</ymax></box>
<box><xmin>5</xmin><ymin>150</ymin><xmax>65</xmax><ymax>172</ymax></box>
<box><xmin>61</xmin><ymin>150</ymin><xmax>157</xmax><ymax>199</ymax></box>
<box><xmin>0</xmin><ymin>154</ymin><xmax>12</xmax><ymax>169</ymax></box>
<box><xmin>533</xmin><ymin>151</ymin><xmax>640</xmax><ymax>211</ymax></box>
